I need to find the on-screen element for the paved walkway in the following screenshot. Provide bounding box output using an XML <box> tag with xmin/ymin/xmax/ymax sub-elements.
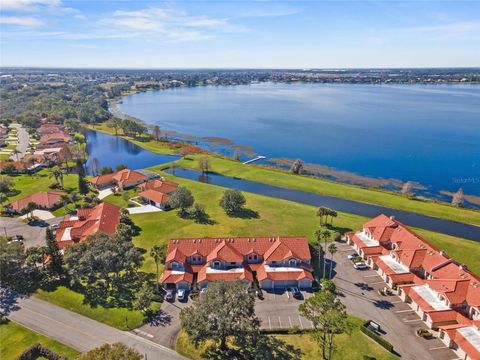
<box><xmin>8</xmin><ymin>296</ymin><xmax>185</xmax><ymax>359</ymax></box>
<box><xmin>98</xmin><ymin>188</ymin><xmax>113</xmax><ymax>200</ymax></box>
<box><xmin>19</xmin><ymin>210</ymin><xmax>55</xmax><ymax>221</ymax></box>
<box><xmin>10</xmin><ymin>123</ymin><xmax>29</xmax><ymax>161</ymax></box>
<box><xmin>128</xmin><ymin>205</ymin><xmax>162</xmax><ymax>214</ymax></box>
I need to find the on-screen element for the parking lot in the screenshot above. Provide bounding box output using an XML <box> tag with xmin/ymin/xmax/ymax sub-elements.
<box><xmin>334</xmin><ymin>241</ymin><xmax>456</xmax><ymax>360</ymax></box>
<box><xmin>255</xmin><ymin>289</ymin><xmax>313</xmax><ymax>330</ymax></box>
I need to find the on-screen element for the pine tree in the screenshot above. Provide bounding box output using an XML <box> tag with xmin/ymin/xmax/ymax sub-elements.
<box><xmin>45</xmin><ymin>228</ymin><xmax>63</xmax><ymax>275</ymax></box>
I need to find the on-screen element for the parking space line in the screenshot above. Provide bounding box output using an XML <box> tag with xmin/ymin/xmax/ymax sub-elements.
<box><xmin>404</xmin><ymin>319</ymin><xmax>422</xmax><ymax>323</ymax></box>
<box><xmin>370</xmin><ymin>281</ymin><xmax>386</xmax><ymax>285</ymax></box>
<box><xmin>430</xmin><ymin>346</ymin><xmax>448</xmax><ymax>351</ymax></box>
<box><xmin>268</xmin><ymin>316</ymin><xmax>272</xmax><ymax>330</ymax></box>
<box><xmin>396</xmin><ymin>309</ymin><xmax>415</xmax><ymax>313</ymax></box>
<box><xmin>289</xmin><ymin>316</ymin><xmax>293</xmax><ymax>328</ymax></box>
<box><xmin>364</xmin><ymin>274</ymin><xmax>380</xmax><ymax>278</ymax></box>
<box><xmin>278</xmin><ymin>316</ymin><xmax>282</xmax><ymax>328</ymax></box>
<box><xmin>391</xmin><ymin>300</ymin><xmax>403</xmax><ymax>304</ymax></box>
<box><xmin>285</xmin><ymin>291</ymin><xmax>289</xmax><ymax>299</ymax></box>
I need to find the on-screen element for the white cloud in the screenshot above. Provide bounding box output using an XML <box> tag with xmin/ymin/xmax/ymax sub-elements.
<box><xmin>100</xmin><ymin>6</ymin><xmax>238</xmax><ymax>42</ymax></box>
<box><xmin>402</xmin><ymin>21</ymin><xmax>480</xmax><ymax>36</ymax></box>
<box><xmin>0</xmin><ymin>0</ymin><xmax>60</xmax><ymax>11</ymax></box>
<box><xmin>0</xmin><ymin>15</ymin><xmax>44</xmax><ymax>26</ymax></box>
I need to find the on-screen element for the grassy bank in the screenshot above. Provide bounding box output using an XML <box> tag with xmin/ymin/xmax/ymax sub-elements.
<box><xmin>176</xmin><ymin>316</ymin><xmax>398</xmax><ymax>360</ymax></box>
<box><xmin>84</xmin><ymin>123</ymin><xmax>177</xmax><ymax>155</ymax></box>
<box><xmin>86</xmin><ymin>123</ymin><xmax>479</xmax><ymax>225</ymax></box>
<box><xmin>174</xmin><ymin>156</ymin><xmax>480</xmax><ymax>226</ymax></box>
<box><xmin>104</xmin><ymin>172</ymin><xmax>480</xmax><ymax>276</ymax></box>
<box><xmin>35</xmin><ymin>286</ymin><xmax>150</xmax><ymax>330</ymax></box>
<box><xmin>0</xmin><ymin>321</ymin><xmax>80</xmax><ymax>360</ymax></box>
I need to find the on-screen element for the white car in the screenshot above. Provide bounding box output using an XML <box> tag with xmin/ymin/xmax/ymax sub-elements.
<box><xmin>177</xmin><ymin>288</ymin><xmax>186</xmax><ymax>301</ymax></box>
<box><xmin>353</xmin><ymin>262</ymin><xmax>368</xmax><ymax>270</ymax></box>
<box><xmin>50</xmin><ymin>224</ymin><xmax>59</xmax><ymax>230</ymax></box>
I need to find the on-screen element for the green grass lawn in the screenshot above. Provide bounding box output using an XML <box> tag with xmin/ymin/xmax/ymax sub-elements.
<box><xmin>35</xmin><ymin>286</ymin><xmax>150</xmax><ymax>330</ymax></box>
<box><xmin>171</xmin><ymin>156</ymin><xmax>480</xmax><ymax>226</ymax></box>
<box><xmin>0</xmin><ymin>321</ymin><xmax>80</xmax><ymax>360</ymax></box>
<box><xmin>6</xmin><ymin>169</ymin><xmax>79</xmax><ymax>203</ymax></box>
<box><xmin>103</xmin><ymin>172</ymin><xmax>480</xmax><ymax>276</ymax></box>
<box><xmin>176</xmin><ymin>316</ymin><xmax>398</xmax><ymax>360</ymax></box>
<box><xmin>103</xmin><ymin>188</ymin><xmax>141</xmax><ymax>208</ymax></box>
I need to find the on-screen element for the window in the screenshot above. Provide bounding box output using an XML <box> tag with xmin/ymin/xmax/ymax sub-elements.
<box><xmin>213</xmin><ymin>261</ymin><xmax>221</xmax><ymax>268</ymax></box>
<box><xmin>289</xmin><ymin>259</ymin><xmax>297</xmax><ymax>266</ymax></box>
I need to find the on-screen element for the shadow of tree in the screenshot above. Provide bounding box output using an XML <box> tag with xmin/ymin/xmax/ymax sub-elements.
<box><xmin>146</xmin><ymin>309</ymin><xmax>172</xmax><ymax>327</ymax></box>
<box><xmin>201</xmin><ymin>334</ymin><xmax>302</xmax><ymax>360</ymax></box>
<box><xmin>228</xmin><ymin>208</ymin><xmax>260</xmax><ymax>219</ymax></box>
<box><xmin>0</xmin><ymin>288</ymin><xmax>21</xmax><ymax>316</ymax></box>
<box><xmin>354</xmin><ymin>282</ymin><xmax>374</xmax><ymax>292</ymax></box>
<box><xmin>373</xmin><ymin>300</ymin><xmax>394</xmax><ymax>310</ymax></box>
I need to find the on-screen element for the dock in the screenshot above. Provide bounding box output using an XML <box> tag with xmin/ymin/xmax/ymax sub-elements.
<box><xmin>243</xmin><ymin>156</ymin><xmax>266</xmax><ymax>164</ymax></box>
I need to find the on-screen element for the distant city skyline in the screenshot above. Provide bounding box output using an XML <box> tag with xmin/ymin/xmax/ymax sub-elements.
<box><xmin>1</xmin><ymin>0</ymin><xmax>479</xmax><ymax>69</ymax></box>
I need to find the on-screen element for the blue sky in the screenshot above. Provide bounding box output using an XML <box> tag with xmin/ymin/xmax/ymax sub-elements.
<box><xmin>1</xmin><ymin>0</ymin><xmax>479</xmax><ymax>68</ymax></box>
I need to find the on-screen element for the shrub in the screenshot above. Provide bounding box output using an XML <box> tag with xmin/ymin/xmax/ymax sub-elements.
<box><xmin>360</xmin><ymin>322</ymin><xmax>394</xmax><ymax>353</ymax></box>
<box><xmin>17</xmin><ymin>343</ymin><xmax>67</xmax><ymax>360</ymax></box>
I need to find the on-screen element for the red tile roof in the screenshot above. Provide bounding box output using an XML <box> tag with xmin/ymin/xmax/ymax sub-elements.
<box><xmin>7</xmin><ymin>191</ymin><xmax>64</xmax><ymax>212</ymax></box>
<box><xmin>55</xmin><ymin>202</ymin><xmax>121</xmax><ymax>249</ymax></box>
<box><xmin>139</xmin><ymin>189</ymin><xmax>171</xmax><ymax>205</ymax></box>
<box><xmin>138</xmin><ymin>179</ymin><xmax>178</xmax><ymax>194</ymax></box>
<box><xmin>161</xmin><ymin>236</ymin><xmax>312</xmax><ymax>285</ymax></box>
<box><xmin>444</xmin><ymin>325</ymin><xmax>480</xmax><ymax>360</ymax></box>
<box><xmin>40</xmin><ymin>132</ymin><xmax>71</xmax><ymax>144</ymax></box>
<box><xmin>90</xmin><ymin>169</ymin><xmax>147</xmax><ymax>188</ymax></box>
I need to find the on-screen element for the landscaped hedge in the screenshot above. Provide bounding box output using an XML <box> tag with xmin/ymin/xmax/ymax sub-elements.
<box><xmin>16</xmin><ymin>343</ymin><xmax>67</xmax><ymax>360</ymax></box>
<box><xmin>360</xmin><ymin>323</ymin><xmax>394</xmax><ymax>353</ymax></box>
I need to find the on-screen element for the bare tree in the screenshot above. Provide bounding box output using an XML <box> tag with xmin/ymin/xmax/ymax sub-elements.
<box><xmin>290</xmin><ymin>159</ymin><xmax>303</xmax><ymax>175</ymax></box>
<box><xmin>152</xmin><ymin>125</ymin><xmax>161</xmax><ymax>141</ymax></box>
<box><xmin>401</xmin><ymin>181</ymin><xmax>414</xmax><ymax>196</ymax></box>
<box><xmin>198</xmin><ymin>156</ymin><xmax>211</xmax><ymax>174</ymax></box>
<box><xmin>452</xmin><ymin>188</ymin><xmax>465</xmax><ymax>207</ymax></box>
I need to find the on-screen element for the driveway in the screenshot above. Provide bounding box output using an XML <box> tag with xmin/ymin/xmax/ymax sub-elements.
<box><xmin>138</xmin><ymin>300</ymin><xmax>186</xmax><ymax>349</ymax></box>
<box><xmin>128</xmin><ymin>205</ymin><xmax>162</xmax><ymax>214</ymax></box>
<box><xmin>7</xmin><ymin>296</ymin><xmax>185</xmax><ymax>359</ymax></box>
<box><xmin>0</xmin><ymin>216</ymin><xmax>47</xmax><ymax>248</ymax></box>
<box><xmin>10</xmin><ymin>123</ymin><xmax>29</xmax><ymax>160</ymax></box>
<box><xmin>333</xmin><ymin>241</ymin><xmax>456</xmax><ymax>360</ymax></box>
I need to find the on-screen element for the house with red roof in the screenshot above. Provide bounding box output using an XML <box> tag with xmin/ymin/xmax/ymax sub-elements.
<box><xmin>39</xmin><ymin>131</ymin><xmax>71</xmax><ymax>147</ymax></box>
<box><xmin>348</xmin><ymin>214</ymin><xmax>480</xmax><ymax>359</ymax></box>
<box><xmin>55</xmin><ymin>202</ymin><xmax>121</xmax><ymax>249</ymax></box>
<box><xmin>89</xmin><ymin>169</ymin><xmax>153</xmax><ymax>190</ymax></box>
<box><xmin>161</xmin><ymin>236</ymin><xmax>313</xmax><ymax>291</ymax></box>
<box><xmin>5</xmin><ymin>191</ymin><xmax>64</xmax><ymax>214</ymax></box>
<box><xmin>138</xmin><ymin>179</ymin><xmax>178</xmax><ymax>210</ymax></box>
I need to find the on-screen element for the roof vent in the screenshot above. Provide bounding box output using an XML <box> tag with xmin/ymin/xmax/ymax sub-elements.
<box><xmin>193</xmin><ymin>239</ymin><xmax>196</xmax><ymax>244</ymax></box>
<box><xmin>389</xmin><ymin>215</ymin><xmax>395</xmax><ymax>220</ymax></box>
<box><xmin>440</xmin><ymin>250</ymin><xmax>446</xmax><ymax>256</ymax></box>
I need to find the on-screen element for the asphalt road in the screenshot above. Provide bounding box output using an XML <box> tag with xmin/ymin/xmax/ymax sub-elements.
<box><xmin>0</xmin><ymin>217</ymin><xmax>46</xmax><ymax>248</ymax></box>
<box><xmin>8</xmin><ymin>297</ymin><xmax>186</xmax><ymax>359</ymax></box>
<box><xmin>10</xmin><ymin>123</ymin><xmax>29</xmax><ymax>160</ymax></box>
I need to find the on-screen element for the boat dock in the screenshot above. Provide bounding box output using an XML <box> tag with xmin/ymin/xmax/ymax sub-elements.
<box><xmin>243</xmin><ymin>156</ymin><xmax>266</xmax><ymax>164</ymax></box>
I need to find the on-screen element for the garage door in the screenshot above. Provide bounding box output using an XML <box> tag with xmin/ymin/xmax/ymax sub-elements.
<box><xmin>273</xmin><ymin>280</ymin><xmax>298</xmax><ymax>289</ymax></box>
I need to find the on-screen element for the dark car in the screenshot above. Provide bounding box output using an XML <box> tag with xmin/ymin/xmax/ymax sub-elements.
<box><xmin>289</xmin><ymin>287</ymin><xmax>302</xmax><ymax>299</ymax></box>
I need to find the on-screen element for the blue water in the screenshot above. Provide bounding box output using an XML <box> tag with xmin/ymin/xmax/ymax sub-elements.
<box><xmin>119</xmin><ymin>83</ymin><xmax>480</xmax><ymax>196</ymax></box>
<box><xmin>84</xmin><ymin>129</ymin><xmax>179</xmax><ymax>174</ymax></box>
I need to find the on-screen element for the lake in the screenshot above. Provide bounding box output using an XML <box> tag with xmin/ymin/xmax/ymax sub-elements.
<box><xmin>84</xmin><ymin>129</ymin><xmax>179</xmax><ymax>174</ymax></box>
<box><xmin>118</xmin><ymin>83</ymin><xmax>480</xmax><ymax>197</ymax></box>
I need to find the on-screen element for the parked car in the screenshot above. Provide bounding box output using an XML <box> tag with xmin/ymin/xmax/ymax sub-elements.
<box><xmin>353</xmin><ymin>262</ymin><xmax>368</xmax><ymax>270</ymax></box>
<box><xmin>347</xmin><ymin>253</ymin><xmax>358</xmax><ymax>260</ymax></box>
<box><xmin>165</xmin><ymin>289</ymin><xmax>174</xmax><ymax>302</ymax></box>
<box><xmin>49</xmin><ymin>224</ymin><xmax>59</xmax><ymax>230</ymax></box>
<box><xmin>288</xmin><ymin>287</ymin><xmax>302</xmax><ymax>299</ymax></box>
<box><xmin>177</xmin><ymin>288</ymin><xmax>186</xmax><ymax>301</ymax></box>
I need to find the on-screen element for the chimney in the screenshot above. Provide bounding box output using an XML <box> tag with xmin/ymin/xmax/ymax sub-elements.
<box><xmin>459</xmin><ymin>264</ymin><xmax>467</xmax><ymax>271</ymax></box>
<box><xmin>389</xmin><ymin>215</ymin><xmax>395</xmax><ymax>220</ymax></box>
<box><xmin>440</xmin><ymin>250</ymin><xmax>446</xmax><ymax>257</ymax></box>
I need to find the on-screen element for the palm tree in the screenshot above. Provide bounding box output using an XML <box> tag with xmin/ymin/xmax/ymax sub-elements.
<box><xmin>150</xmin><ymin>245</ymin><xmax>166</xmax><ymax>293</ymax></box>
<box><xmin>314</xmin><ymin>229</ymin><xmax>324</xmax><ymax>275</ymax></box>
<box><xmin>329</xmin><ymin>209</ymin><xmax>338</xmax><ymax>226</ymax></box>
<box><xmin>60</xmin><ymin>194</ymin><xmax>70</xmax><ymax>211</ymax></box>
<box><xmin>316</xmin><ymin>207</ymin><xmax>327</xmax><ymax>226</ymax></box>
<box><xmin>328</xmin><ymin>243</ymin><xmax>337</xmax><ymax>279</ymax></box>
<box><xmin>321</xmin><ymin>229</ymin><xmax>331</xmax><ymax>278</ymax></box>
